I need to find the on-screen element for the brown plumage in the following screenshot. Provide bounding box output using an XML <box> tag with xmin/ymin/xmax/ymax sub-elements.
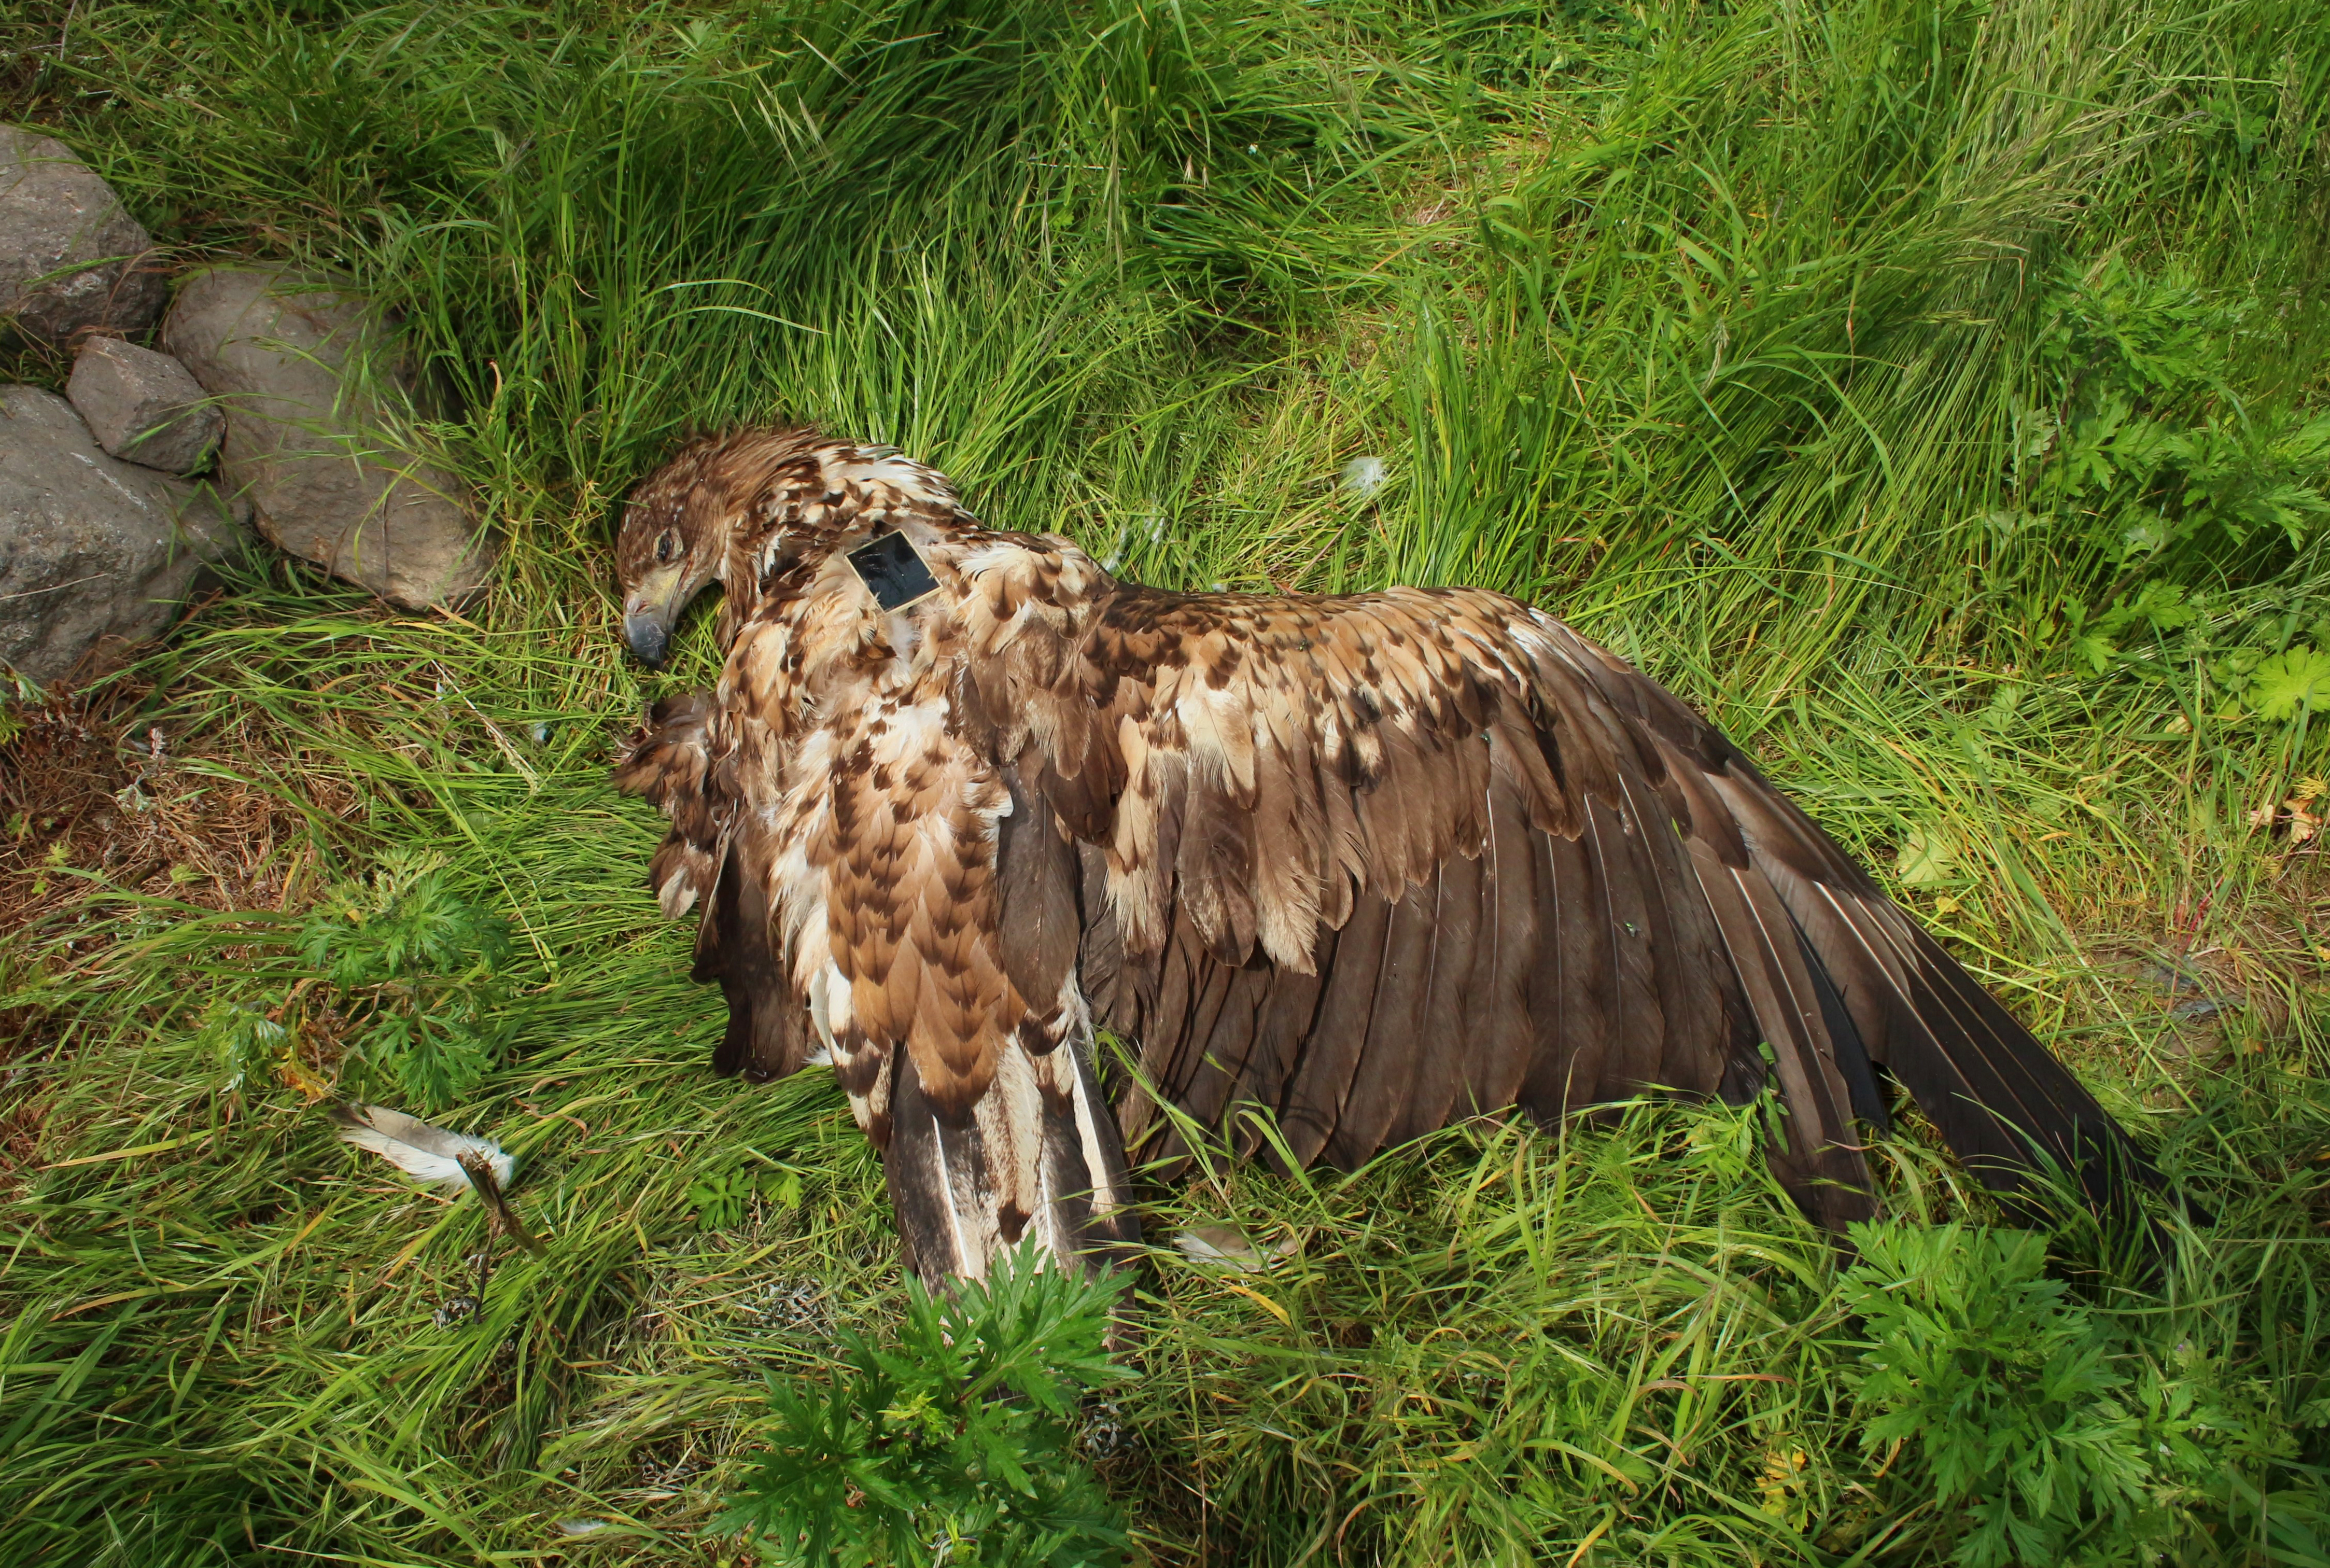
<box><xmin>611</xmin><ymin>427</ymin><xmax>2170</xmax><ymax>1284</ymax></box>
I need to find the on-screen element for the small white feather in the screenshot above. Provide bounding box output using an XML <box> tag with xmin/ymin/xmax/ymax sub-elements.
<box><xmin>1173</xmin><ymin>1223</ymin><xmax>1300</xmax><ymax>1274</ymax></box>
<box><xmin>332</xmin><ymin>1104</ymin><xmax>514</xmax><ymax>1193</ymax></box>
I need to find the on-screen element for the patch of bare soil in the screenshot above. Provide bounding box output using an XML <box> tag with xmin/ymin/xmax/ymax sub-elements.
<box><xmin>2</xmin><ymin>687</ymin><xmax>340</xmax><ymax>937</ymax></box>
<box><xmin>0</xmin><ymin>681</ymin><xmax>359</xmax><ymax>1136</ymax></box>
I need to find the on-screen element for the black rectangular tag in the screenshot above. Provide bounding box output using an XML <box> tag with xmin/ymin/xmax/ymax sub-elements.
<box><xmin>844</xmin><ymin>531</ymin><xmax>942</xmax><ymax>612</ymax></box>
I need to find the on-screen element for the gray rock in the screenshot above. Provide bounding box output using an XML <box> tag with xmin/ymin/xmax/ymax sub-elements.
<box><xmin>162</xmin><ymin>265</ymin><xmax>489</xmax><ymax>608</ymax></box>
<box><xmin>0</xmin><ymin>125</ymin><xmax>168</xmax><ymax>348</ymax></box>
<box><xmin>1</xmin><ymin>385</ymin><xmax>243</xmax><ymax>685</ymax></box>
<box><xmin>66</xmin><ymin>335</ymin><xmax>222</xmax><ymax>474</ymax></box>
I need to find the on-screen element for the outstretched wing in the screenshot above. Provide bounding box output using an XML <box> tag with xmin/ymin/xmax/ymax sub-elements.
<box><xmin>949</xmin><ymin>536</ymin><xmax>2161</xmax><ymax>1228</ymax></box>
<box><xmin>613</xmin><ymin>694</ymin><xmax>811</xmax><ymax>1082</ymax></box>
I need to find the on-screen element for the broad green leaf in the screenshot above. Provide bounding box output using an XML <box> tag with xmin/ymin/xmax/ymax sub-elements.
<box><xmin>1894</xmin><ymin>826</ymin><xmax>1958</xmax><ymax>888</ymax></box>
<box><xmin>2248</xmin><ymin>646</ymin><xmax>2330</xmax><ymax>722</ymax></box>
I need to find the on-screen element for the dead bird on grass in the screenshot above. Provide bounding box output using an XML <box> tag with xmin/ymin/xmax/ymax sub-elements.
<box><xmin>608</xmin><ymin>426</ymin><xmax>2197</xmax><ymax>1293</ymax></box>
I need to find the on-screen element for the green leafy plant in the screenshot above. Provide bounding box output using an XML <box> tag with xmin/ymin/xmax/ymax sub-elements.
<box><xmin>293</xmin><ymin>855</ymin><xmax>515</xmax><ymax>1109</ymax></box>
<box><xmin>688</xmin><ymin>1164</ymin><xmax>804</xmax><ymax>1230</ymax></box>
<box><xmin>2056</xmin><ymin>580</ymin><xmax>2200</xmax><ymax>673</ymax></box>
<box><xmin>1893</xmin><ymin>823</ymin><xmax>1962</xmax><ymax>888</ymax></box>
<box><xmin>1841</xmin><ymin>1222</ymin><xmax>2214</xmax><ymax>1568</ymax></box>
<box><xmin>717</xmin><ymin>1242</ymin><xmax>1131</xmax><ymax>1566</ymax></box>
<box><xmin>2015</xmin><ymin>259</ymin><xmax>2330</xmax><ymax>576</ymax></box>
<box><xmin>196</xmin><ymin>998</ymin><xmax>288</xmax><ymax>1093</ymax></box>
<box><xmin>2245</xmin><ymin>646</ymin><xmax>2330</xmax><ymax>723</ymax></box>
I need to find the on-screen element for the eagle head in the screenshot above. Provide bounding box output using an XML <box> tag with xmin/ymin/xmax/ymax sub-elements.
<box><xmin>614</xmin><ymin>428</ymin><xmax>830</xmax><ymax>667</ymax></box>
<box><xmin>616</xmin><ymin>427</ymin><xmax>966</xmax><ymax>667</ymax></box>
<box><xmin>614</xmin><ymin>445</ymin><xmax>733</xmax><ymax>668</ymax></box>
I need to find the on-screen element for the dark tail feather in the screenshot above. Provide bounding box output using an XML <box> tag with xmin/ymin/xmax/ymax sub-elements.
<box><xmin>885</xmin><ymin>1032</ymin><xmax>1140</xmax><ymax>1287</ymax></box>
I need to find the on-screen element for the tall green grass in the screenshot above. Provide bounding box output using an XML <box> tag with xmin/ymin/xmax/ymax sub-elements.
<box><xmin>4</xmin><ymin>0</ymin><xmax>2328</xmax><ymax>1561</ymax></box>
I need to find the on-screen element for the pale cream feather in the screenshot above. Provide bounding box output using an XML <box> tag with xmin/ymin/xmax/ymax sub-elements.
<box><xmin>331</xmin><ymin>1104</ymin><xmax>514</xmax><ymax>1193</ymax></box>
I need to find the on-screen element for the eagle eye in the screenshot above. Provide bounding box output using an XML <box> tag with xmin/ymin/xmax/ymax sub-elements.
<box><xmin>654</xmin><ymin>530</ymin><xmax>677</xmax><ymax>565</ymax></box>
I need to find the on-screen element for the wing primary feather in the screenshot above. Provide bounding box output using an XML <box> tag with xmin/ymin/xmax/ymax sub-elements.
<box><xmin>1612</xmin><ymin>767</ymin><xmax>1729</xmax><ymax>1097</ymax></box>
<box><xmin>1790</xmin><ymin>914</ymin><xmax>1891</xmax><ymax>1134</ymax></box>
<box><xmin>1896</xmin><ymin>918</ymin><xmax>2171</xmax><ymax>1215</ymax></box>
<box><xmin>1582</xmin><ymin>791</ymin><xmax>1666</xmax><ymax>1100</ymax></box>
<box><xmin>1789</xmin><ymin>878</ymin><xmax>2174</xmax><ymax>1221</ymax></box>
<box><xmin>1229</xmin><ymin>960</ymin><xmax>1329</xmax><ymax>1173</ymax></box>
<box><xmin>1727</xmin><ymin>863</ymin><xmax>1876</xmax><ymax>1223</ymax></box>
<box><xmin>1389</xmin><ymin>842</ymin><xmax>1482</xmax><ymax>1145</ymax></box>
<box><xmin>1462</xmin><ymin>761</ymin><xmax>1540</xmax><ymax>1118</ymax></box>
<box><xmin>1150</xmin><ymin>916</ymin><xmax>1244</xmax><ymax>1149</ymax></box>
<box><xmin>1520</xmin><ymin>824</ymin><xmax>1611</xmax><ymax>1119</ymax></box>
<box><xmin>1263</xmin><ymin>914</ymin><xmax>1351</xmax><ymax>1168</ymax></box>
<box><xmin>1274</xmin><ymin>879</ymin><xmax>1387</xmax><ymax>1165</ymax></box>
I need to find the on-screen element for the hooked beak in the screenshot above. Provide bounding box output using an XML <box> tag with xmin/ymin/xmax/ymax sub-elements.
<box><xmin>623</xmin><ymin>566</ymin><xmax>685</xmax><ymax>668</ymax></box>
<box><xmin>624</xmin><ymin>608</ymin><xmax>671</xmax><ymax>668</ymax></box>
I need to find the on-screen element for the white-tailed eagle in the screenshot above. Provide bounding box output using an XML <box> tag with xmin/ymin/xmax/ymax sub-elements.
<box><xmin>610</xmin><ymin>428</ymin><xmax>2168</xmax><ymax>1284</ymax></box>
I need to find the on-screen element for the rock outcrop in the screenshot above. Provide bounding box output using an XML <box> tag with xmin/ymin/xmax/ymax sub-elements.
<box><xmin>162</xmin><ymin>265</ymin><xmax>489</xmax><ymax>608</ymax></box>
<box><xmin>0</xmin><ymin>125</ymin><xmax>168</xmax><ymax>348</ymax></box>
<box><xmin>66</xmin><ymin>335</ymin><xmax>223</xmax><ymax>474</ymax></box>
<box><xmin>0</xmin><ymin>385</ymin><xmax>243</xmax><ymax>684</ymax></box>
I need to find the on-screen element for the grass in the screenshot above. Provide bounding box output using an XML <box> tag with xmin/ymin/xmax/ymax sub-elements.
<box><xmin>3</xmin><ymin>0</ymin><xmax>2329</xmax><ymax>1561</ymax></box>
